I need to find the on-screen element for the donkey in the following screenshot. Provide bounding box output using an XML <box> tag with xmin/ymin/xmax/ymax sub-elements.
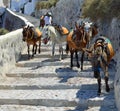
<box><xmin>22</xmin><ymin>25</ymin><xmax>42</xmax><ymax>59</ymax></box>
<box><xmin>82</xmin><ymin>37</ymin><xmax>115</xmax><ymax>95</ymax></box>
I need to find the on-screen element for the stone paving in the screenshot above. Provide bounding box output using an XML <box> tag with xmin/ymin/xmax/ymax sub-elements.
<box><xmin>0</xmin><ymin>43</ymin><xmax>118</xmax><ymax>111</ymax></box>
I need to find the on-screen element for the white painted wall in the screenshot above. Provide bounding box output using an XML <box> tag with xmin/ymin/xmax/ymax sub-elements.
<box><xmin>0</xmin><ymin>0</ymin><xmax>38</xmax><ymax>15</ymax></box>
<box><xmin>10</xmin><ymin>0</ymin><xmax>38</xmax><ymax>15</ymax></box>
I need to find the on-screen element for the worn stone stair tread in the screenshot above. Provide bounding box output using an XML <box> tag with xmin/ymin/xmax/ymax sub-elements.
<box><xmin>0</xmin><ymin>105</ymin><xmax>118</xmax><ymax>111</ymax></box>
<box><xmin>0</xmin><ymin>77</ymin><xmax>97</xmax><ymax>90</ymax></box>
<box><xmin>0</xmin><ymin>89</ymin><xmax>115</xmax><ymax>107</ymax></box>
<box><xmin>0</xmin><ymin>77</ymin><xmax>114</xmax><ymax>90</ymax></box>
<box><xmin>6</xmin><ymin>65</ymin><xmax>93</xmax><ymax>78</ymax></box>
<box><xmin>15</xmin><ymin>59</ymin><xmax>91</xmax><ymax>67</ymax></box>
<box><xmin>0</xmin><ymin>105</ymin><xmax>76</xmax><ymax>111</ymax></box>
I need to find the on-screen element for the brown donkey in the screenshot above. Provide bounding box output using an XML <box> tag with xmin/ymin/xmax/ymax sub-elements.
<box><xmin>22</xmin><ymin>25</ymin><xmax>42</xmax><ymax>59</ymax></box>
<box><xmin>82</xmin><ymin>37</ymin><xmax>115</xmax><ymax>95</ymax></box>
<box><xmin>66</xmin><ymin>23</ymin><xmax>87</xmax><ymax>70</ymax></box>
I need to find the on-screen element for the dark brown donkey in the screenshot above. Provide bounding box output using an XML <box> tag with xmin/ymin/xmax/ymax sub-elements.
<box><xmin>66</xmin><ymin>22</ymin><xmax>98</xmax><ymax>70</ymax></box>
<box><xmin>82</xmin><ymin>37</ymin><xmax>115</xmax><ymax>95</ymax></box>
<box><xmin>22</xmin><ymin>25</ymin><xmax>42</xmax><ymax>59</ymax></box>
<box><xmin>66</xmin><ymin>23</ymin><xmax>87</xmax><ymax>70</ymax></box>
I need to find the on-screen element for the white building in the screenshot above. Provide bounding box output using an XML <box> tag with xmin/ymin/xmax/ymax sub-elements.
<box><xmin>10</xmin><ymin>0</ymin><xmax>39</xmax><ymax>15</ymax></box>
<box><xmin>0</xmin><ymin>0</ymin><xmax>39</xmax><ymax>15</ymax></box>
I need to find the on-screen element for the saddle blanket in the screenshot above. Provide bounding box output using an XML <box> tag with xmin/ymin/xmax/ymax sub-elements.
<box><xmin>61</xmin><ymin>27</ymin><xmax>69</xmax><ymax>35</ymax></box>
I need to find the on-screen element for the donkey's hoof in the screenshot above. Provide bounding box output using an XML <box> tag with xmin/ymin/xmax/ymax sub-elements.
<box><xmin>97</xmin><ymin>89</ymin><xmax>101</xmax><ymax>96</ymax></box>
<box><xmin>81</xmin><ymin>67</ymin><xmax>83</xmax><ymax>71</ymax></box>
<box><xmin>70</xmin><ymin>65</ymin><xmax>73</xmax><ymax>69</ymax></box>
<box><xmin>106</xmin><ymin>87</ymin><xmax>110</xmax><ymax>92</ymax></box>
<box><xmin>97</xmin><ymin>92</ymin><xmax>101</xmax><ymax>96</ymax></box>
<box><xmin>77</xmin><ymin>64</ymin><xmax>80</xmax><ymax>68</ymax></box>
<box><xmin>38</xmin><ymin>50</ymin><xmax>41</xmax><ymax>53</ymax></box>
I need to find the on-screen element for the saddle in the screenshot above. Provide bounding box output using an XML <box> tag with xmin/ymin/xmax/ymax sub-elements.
<box><xmin>67</xmin><ymin>30</ymin><xmax>86</xmax><ymax>50</ymax></box>
<box><xmin>95</xmin><ymin>37</ymin><xmax>115</xmax><ymax>63</ymax></box>
<box><xmin>29</xmin><ymin>27</ymin><xmax>42</xmax><ymax>39</ymax></box>
<box><xmin>54</xmin><ymin>25</ymin><xmax>69</xmax><ymax>35</ymax></box>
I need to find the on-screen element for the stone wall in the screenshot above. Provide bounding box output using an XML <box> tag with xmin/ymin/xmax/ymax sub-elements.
<box><xmin>97</xmin><ymin>18</ymin><xmax>120</xmax><ymax>53</ymax></box>
<box><xmin>0</xmin><ymin>8</ymin><xmax>33</xmax><ymax>75</ymax></box>
<box><xmin>0</xmin><ymin>29</ymin><xmax>25</xmax><ymax>75</ymax></box>
<box><xmin>114</xmin><ymin>51</ymin><xmax>120</xmax><ymax>111</ymax></box>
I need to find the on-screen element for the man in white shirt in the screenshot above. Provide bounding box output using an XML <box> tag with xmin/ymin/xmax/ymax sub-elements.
<box><xmin>44</xmin><ymin>12</ymin><xmax>52</xmax><ymax>26</ymax></box>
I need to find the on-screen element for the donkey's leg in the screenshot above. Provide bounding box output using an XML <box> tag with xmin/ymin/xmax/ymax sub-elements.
<box><xmin>94</xmin><ymin>70</ymin><xmax>101</xmax><ymax>95</ymax></box>
<box><xmin>66</xmin><ymin>43</ymin><xmax>69</xmax><ymax>54</ymax></box>
<box><xmin>27</xmin><ymin>45</ymin><xmax>30</xmax><ymax>59</ymax></box>
<box><xmin>101</xmin><ymin>62</ymin><xmax>110</xmax><ymax>92</ymax></box>
<box><xmin>75</xmin><ymin>51</ymin><xmax>80</xmax><ymax>68</ymax></box>
<box><xmin>32</xmin><ymin>45</ymin><xmax>35</xmax><ymax>57</ymax></box>
<box><xmin>59</xmin><ymin>44</ymin><xmax>63</xmax><ymax>60</ymax></box>
<box><xmin>38</xmin><ymin>39</ymin><xmax>41</xmax><ymax>53</ymax></box>
<box><xmin>97</xmin><ymin>76</ymin><xmax>101</xmax><ymax>95</ymax></box>
<box><xmin>34</xmin><ymin>44</ymin><xmax>37</xmax><ymax>54</ymax></box>
<box><xmin>70</xmin><ymin>51</ymin><xmax>74</xmax><ymax>68</ymax></box>
<box><xmin>52</xmin><ymin>42</ymin><xmax>55</xmax><ymax>57</ymax></box>
<box><xmin>81</xmin><ymin>51</ymin><xmax>85</xmax><ymax>70</ymax></box>
<box><xmin>104</xmin><ymin>67</ymin><xmax>110</xmax><ymax>92</ymax></box>
<box><xmin>101</xmin><ymin>59</ymin><xmax>110</xmax><ymax>92</ymax></box>
<box><xmin>105</xmin><ymin>76</ymin><xmax>110</xmax><ymax>92</ymax></box>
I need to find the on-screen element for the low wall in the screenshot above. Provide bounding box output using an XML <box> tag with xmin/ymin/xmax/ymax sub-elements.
<box><xmin>0</xmin><ymin>8</ymin><xmax>34</xmax><ymax>75</ymax></box>
<box><xmin>0</xmin><ymin>29</ymin><xmax>25</xmax><ymax>75</ymax></box>
<box><xmin>114</xmin><ymin>51</ymin><xmax>120</xmax><ymax>111</ymax></box>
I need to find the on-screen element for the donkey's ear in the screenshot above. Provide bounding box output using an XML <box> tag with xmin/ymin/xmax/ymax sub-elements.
<box><xmin>27</xmin><ymin>25</ymin><xmax>30</xmax><ymax>29</ymax></box>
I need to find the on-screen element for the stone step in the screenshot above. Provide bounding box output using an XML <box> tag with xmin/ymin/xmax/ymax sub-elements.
<box><xmin>15</xmin><ymin>59</ymin><xmax>91</xmax><ymax>67</ymax></box>
<box><xmin>0</xmin><ymin>89</ymin><xmax>115</xmax><ymax>107</ymax></box>
<box><xmin>0</xmin><ymin>77</ymin><xmax>114</xmax><ymax>90</ymax></box>
<box><xmin>0</xmin><ymin>77</ymin><xmax>97</xmax><ymax>90</ymax></box>
<box><xmin>6</xmin><ymin>70</ymin><xmax>93</xmax><ymax>78</ymax></box>
<box><xmin>0</xmin><ymin>105</ymin><xmax>117</xmax><ymax>111</ymax></box>
<box><xmin>6</xmin><ymin>67</ymin><xmax>115</xmax><ymax>81</ymax></box>
<box><xmin>0</xmin><ymin>105</ymin><xmax>75</xmax><ymax>111</ymax></box>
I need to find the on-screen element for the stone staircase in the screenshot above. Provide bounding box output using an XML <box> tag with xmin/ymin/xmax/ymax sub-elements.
<box><xmin>0</xmin><ymin>43</ymin><xmax>117</xmax><ymax>111</ymax></box>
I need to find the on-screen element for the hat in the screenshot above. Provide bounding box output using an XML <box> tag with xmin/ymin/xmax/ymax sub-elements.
<box><xmin>48</xmin><ymin>12</ymin><xmax>52</xmax><ymax>16</ymax></box>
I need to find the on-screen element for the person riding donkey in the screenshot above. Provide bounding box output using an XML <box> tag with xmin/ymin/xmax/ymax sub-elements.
<box><xmin>44</xmin><ymin>12</ymin><xmax>53</xmax><ymax>26</ymax></box>
<box><xmin>39</xmin><ymin>12</ymin><xmax>52</xmax><ymax>28</ymax></box>
<box><xmin>42</xmin><ymin>12</ymin><xmax>69</xmax><ymax>35</ymax></box>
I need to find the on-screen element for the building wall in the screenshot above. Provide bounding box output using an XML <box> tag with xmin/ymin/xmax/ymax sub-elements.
<box><xmin>10</xmin><ymin>0</ymin><xmax>38</xmax><ymax>15</ymax></box>
<box><xmin>3</xmin><ymin>8</ymin><xmax>26</xmax><ymax>31</ymax></box>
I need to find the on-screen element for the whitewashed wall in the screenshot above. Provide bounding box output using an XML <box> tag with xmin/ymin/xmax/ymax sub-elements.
<box><xmin>0</xmin><ymin>29</ymin><xmax>25</xmax><ymax>75</ymax></box>
<box><xmin>0</xmin><ymin>0</ymin><xmax>39</xmax><ymax>15</ymax></box>
<box><xmin>0</xmin><ymin>8</ymin><xmax>33</xmax><ymax>75</ymax></box>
